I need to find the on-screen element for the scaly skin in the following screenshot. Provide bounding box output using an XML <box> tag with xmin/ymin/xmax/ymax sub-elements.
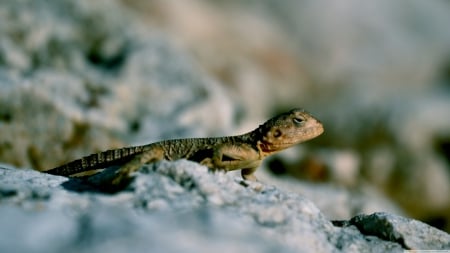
<box><xmin>46</xmin><ymin>108</ymin><xmax>324</xmax><ymax>189</ymax></box>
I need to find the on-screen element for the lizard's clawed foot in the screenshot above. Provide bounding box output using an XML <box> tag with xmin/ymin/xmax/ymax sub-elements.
<box><xmin>241</xmin><ymin>168</ymin><xmax>258</xmax><ymax>182</ymax></box>
<box><xmin>235</xmin><ymin>177</ymin><xmax>264</xmax><ymax>192</ymax></box>
<box><xmin>200</xmin><ymin>157</ymin><xmax>214</xmax><ymax>169</ymax></box>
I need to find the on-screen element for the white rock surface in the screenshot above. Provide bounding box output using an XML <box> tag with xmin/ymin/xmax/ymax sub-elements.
<box><xmin>0</xmin><ymin>163</ymin><xmax>449</xmax><ymax>252</ymax></box>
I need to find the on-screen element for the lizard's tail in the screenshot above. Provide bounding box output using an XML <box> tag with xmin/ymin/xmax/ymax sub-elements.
<box><xmin>45</xmin><ymin>146</ymin><xmax>147</xmax><ymax>177</ymax></box>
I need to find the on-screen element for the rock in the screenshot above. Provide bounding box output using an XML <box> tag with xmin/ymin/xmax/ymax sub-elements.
<box><xmin>0</xmin><ymin>0</ymin><xmax>235</xmax><ymax>171</ymax></box>
<box><xmin>1</xmin><ymin>162</ymin><xmax>448</xmax><ymax>252</ymax></box>
<box><xmin>347</xmin><ymin>212</ymin><xmax>450</xmax><ymax>250</ymax></box>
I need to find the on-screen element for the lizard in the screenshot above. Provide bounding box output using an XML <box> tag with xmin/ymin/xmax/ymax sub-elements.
<box><xmin>45</xmin><ymin>108</ymin><xmax>324</xmax><ymax>190</ymax></box>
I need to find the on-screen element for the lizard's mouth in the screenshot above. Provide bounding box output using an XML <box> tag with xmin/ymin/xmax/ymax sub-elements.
<box><xmin>259</xmin><ymin>124</ymin><xmax>323</xmax><ymax>153</ymax></box>
<box><xmin>259</xmin><ymin>141</ymin><xmax>297</xmax><ymax>153</ymax></box>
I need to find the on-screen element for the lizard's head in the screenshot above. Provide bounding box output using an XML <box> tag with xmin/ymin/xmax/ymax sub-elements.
<box><xmin>257</xmin><ymin>108</ymin><xmax>324</xmax><ymax>154</ymax></box>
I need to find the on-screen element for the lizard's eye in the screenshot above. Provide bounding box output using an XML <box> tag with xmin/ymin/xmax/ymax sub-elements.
<box><xmin>293</xmin><ymin>117</ymin><xmax>305</xmax><ymax>125</ymax></box>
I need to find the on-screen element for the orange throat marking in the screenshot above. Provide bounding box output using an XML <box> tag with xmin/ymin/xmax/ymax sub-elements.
<box><xmin>258</xmin><ymin>140</ymin><xmax>290</xmax><ymax>155</ymax></box>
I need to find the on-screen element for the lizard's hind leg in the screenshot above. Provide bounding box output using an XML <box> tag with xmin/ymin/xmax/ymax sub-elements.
<box><xmin>87</xmin><ymin>147</ymin><xmax>165</xmax><ymax>191</ymax></box>
<box><xmin>112</xmin><ymin>147</ymin><xmax>165</xmax><ymax>186</ymax></box>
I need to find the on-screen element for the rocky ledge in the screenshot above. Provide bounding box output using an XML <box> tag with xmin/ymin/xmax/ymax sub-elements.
<box><xmin>0</xmin><ymin>162</ymin><xmax>448</xmax><ymax>253</ymax></box>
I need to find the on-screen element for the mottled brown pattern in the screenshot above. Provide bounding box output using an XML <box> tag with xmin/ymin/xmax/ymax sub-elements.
<box><xmin>45</xmin><ymin>109</ymin><xmax>324</xmax><ymax>187</ymax></box>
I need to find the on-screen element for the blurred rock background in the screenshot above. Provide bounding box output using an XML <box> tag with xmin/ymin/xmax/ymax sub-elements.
<box><xmin>0</xmin><ymin>0</ymin><xmax>449</xmax><ymax>234</ymax></box>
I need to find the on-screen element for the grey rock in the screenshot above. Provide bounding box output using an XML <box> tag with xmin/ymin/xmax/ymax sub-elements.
<box><xmin>0</xmin><ymin>0</ymin><xmax>235</xmax><ymax>171</ymax></box>
<box><xmin>348</xmin><ymin>212</ymin><xmax>450</xmax><ymax>250</ymax></box>
<box><xmin>1</xmin><ymin>162</ymin><xmax>448</xmax><ymax>253</ymax></box>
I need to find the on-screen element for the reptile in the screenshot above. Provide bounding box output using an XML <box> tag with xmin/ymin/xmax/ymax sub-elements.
<box><xmin>45</xmin><ymin>108</ymin><xmax>324</xmax><ymax>190</ymax></box>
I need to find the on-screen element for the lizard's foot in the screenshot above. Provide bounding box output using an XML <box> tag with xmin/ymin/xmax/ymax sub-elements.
<box><xmin>242</xmin><ymin>173</ymin><xmax>258</xmax><ymax>181</ymax></box>
<box><xmin>235</xmin><ymin>177</ymin><xmax>264</xmax><ymax>192</ymax></box>
<box><xmin>241</xmin><ymin>168</ymin><xmax>258</xmax><ymax>181</ymax></box>
<box><xmin>200</xmin><ymin>157</ymin><xmax>214</xmax><ymax>169</ymax></box>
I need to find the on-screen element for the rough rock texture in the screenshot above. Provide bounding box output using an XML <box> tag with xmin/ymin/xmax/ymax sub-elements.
<box><xmin>1</xmin><ymin>163</ymin><xmax>448</xmax><ymax>253</ymax></box>
<box><xmin>347</xmin><ymin>213</ymin><xmax>450</xmax><ymax>250</ymax></box>
<box><xmin>0</xmin><ymin>0</ymin><xmax>235</xmax><ymax>171</ymax></box>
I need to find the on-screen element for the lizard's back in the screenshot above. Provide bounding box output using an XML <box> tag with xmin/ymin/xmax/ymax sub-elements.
<box><xmin>46</xmin><ymin>136</ymin><xmax>247</xmax><ymax>177</ymax></box>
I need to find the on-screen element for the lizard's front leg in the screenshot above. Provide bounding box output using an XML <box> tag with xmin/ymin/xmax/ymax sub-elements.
<box><xmin>200</xmin><ymin>144</ymin><xmax>262</xmax><ymax>181</ymax></box>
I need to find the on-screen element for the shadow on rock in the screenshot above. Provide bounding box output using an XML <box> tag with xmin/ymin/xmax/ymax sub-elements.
<box><xmin>60</xmin><ymin>167</ymin><xmax>134</xmax><ymax>194</ymax></box>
